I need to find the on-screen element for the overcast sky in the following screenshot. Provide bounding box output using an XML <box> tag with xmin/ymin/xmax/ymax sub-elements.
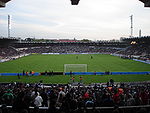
<box><xmin>0</xmin><ymin>0</ymin><xmax>149</xmax><ymax>40</ymax></box>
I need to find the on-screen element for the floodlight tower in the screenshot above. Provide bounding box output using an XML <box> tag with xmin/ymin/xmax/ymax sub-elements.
<box><xmin>130</xmin><ymin>15</ymin><xmax>133</xmax><ymax>38</ymax></box>
<box><xmin>139</xmin><ymin>29</ymin><xmax>141</xmax><ymax>37</ymax></box>
<box><xmin>8</xmin><ymin>15</ymin><xmax>11</xmax><ymax>38</ymax></box>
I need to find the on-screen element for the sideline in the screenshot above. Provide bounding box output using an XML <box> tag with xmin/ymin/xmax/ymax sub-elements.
<box><xmin>133</xmin><ymin>59</ymin><xmax>150</xmax><ymax>64</ymax></box>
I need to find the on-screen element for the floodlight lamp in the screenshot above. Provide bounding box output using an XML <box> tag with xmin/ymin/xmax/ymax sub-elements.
<box><xmin>131</xmin><ymin>41</ymin><xmax>136</xmax><ymax>45</ymax></box>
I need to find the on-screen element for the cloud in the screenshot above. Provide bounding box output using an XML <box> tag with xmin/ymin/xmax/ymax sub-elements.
<box><xmin>0</xmin><ymin>0</ymin><xmax>150</xmax><ymax>40</ymax></box>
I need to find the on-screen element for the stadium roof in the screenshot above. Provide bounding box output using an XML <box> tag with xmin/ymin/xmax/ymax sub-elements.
<box><xmin>71</xmin><ymin>0</ymin><xmax>150</xmax><ymax>6</ymax></box>
<box><xmin>139</xmin><ymin>0</ymin><xmax>150</xmax><ymax>7</ymax></box>
<box><xmin>0</xmin><ymin>0</ymin><xmax>11</xmax><ymax>7</ymax></box>
<box><xmin>70</xmin><ymin>0</ymin><xmax>80</xmax><ymax>5</ymax></box>
<box><xmin>0</xmin><ymin>0</ymin><xmax>149</xmax><ymax>7</ymax></box>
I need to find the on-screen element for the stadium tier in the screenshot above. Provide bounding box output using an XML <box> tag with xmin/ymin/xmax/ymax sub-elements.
<box><xmin>1</xmin><ymin>82</ymin><xmax>150</xmax><ymax>113</ymax></box>
<box><xmin>0</xmin><ymin>36</ymin><xmax>150</xmax><ymax>60</ymax></box>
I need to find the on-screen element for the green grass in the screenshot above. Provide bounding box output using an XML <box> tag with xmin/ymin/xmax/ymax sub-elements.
<box><xmin>0</xmin><ymin>54</ymin><xmax>149</xmax><ymax>73</ymax></box>
<box><xmin>0</xmin><ymin>74</ymin><xmax>150</xmax><ymax>84</ymax></box>
<box><xmin>0</xmin><ymin>54</ymin><xmax>150</xmax><ymax>83</ymax></box>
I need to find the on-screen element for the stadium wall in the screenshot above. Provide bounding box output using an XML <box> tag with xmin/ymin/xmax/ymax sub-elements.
<box><xmin>0</xmin><ymin>72</ymin><xmax>150</xmax><ymax>76</ymax></box>
<box><xmin>65</xmin><ymin>71</ymin><xmax>150</xmax><ymax>75</ymax></box>
<box><xmin>0</xmin><ymin>72</ymin><xmax>40</xmax><ymax>76</ymax></box>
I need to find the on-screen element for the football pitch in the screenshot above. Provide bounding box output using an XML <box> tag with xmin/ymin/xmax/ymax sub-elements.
<box><xmin>0</xmin><ymin>54</ymin><xmax>150</xmax><ymax>83</ymax></box>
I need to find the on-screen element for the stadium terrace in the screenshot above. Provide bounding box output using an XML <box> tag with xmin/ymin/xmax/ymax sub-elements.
<box><xmin>0</xmin><ymin>36</ymin><xmax>150</xmax><ymax>113</ymax></box>
<box><xmin>0</xmin><ymin>36</ymin><xmax>150</xmax><ymax>62</ymax></box>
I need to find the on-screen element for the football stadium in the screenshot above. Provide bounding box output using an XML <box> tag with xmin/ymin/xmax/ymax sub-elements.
<box><xmin>0</xmin><ymin>37</ymin><xmax>150</xmax><ymax>84</ymax></box>
<box><xmin>0</xmin><ymin>0</ymin><xmax>150</xmax><ymax>113</ymax></box>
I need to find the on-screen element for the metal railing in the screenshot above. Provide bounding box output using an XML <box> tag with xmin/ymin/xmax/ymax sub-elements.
<box><xmin>1</xmin><ymin>105</ymin><xmax>150</xmax><ymax>110</ymax></box>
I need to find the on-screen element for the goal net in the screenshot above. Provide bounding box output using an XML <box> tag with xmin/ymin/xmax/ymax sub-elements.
<box><xmin>64</xmin><ymin>64</ymin><xmax>87</xmax><ymax>73</ymax></box>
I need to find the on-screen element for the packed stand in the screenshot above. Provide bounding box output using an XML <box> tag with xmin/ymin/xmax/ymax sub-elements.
<box><xmin>0</xmin><ymin>81</ymin><xmax>150</xmax><ymax>113</ymax></box>
<box><xmin>118</xmin><ymin>45</ymin><xmax>150</xmax><ymax>61</ymax></box>
<box><xmin>22</xmin><ymin>45</ymin><xmax>119</xmax><ymax>54</ymax></box>
<box><xmin>0</xmin><ymin>47</ymin><xmax>22</xmax><ymax>59</ymax></box>
<box><xmin>119</xmin><ymin>45</ymin><xmax>150</xmax><ymax>56</ymax></box>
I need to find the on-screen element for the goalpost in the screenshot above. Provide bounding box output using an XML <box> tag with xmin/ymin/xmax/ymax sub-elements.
<box><xmin>64</xmin><ymin>64</ymin><xmax>87</xmax><ymax>73</ymax></box>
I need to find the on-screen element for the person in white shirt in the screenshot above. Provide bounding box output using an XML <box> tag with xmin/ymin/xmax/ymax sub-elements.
<box><xmin>34</xmin><ymin>92</ymin><xmax>43</xmax><ymax>107</ymax></box>
<box><xmin>56</xmin><ymin>88</ymin><xmax>65</xmax><ymax>106</ymax></box>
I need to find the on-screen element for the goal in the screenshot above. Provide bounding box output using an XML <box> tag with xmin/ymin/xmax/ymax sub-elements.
<box><xmin>64</xmin><ymin>64</ymin><xmax>87</xmax><ymax>73</ymax></box>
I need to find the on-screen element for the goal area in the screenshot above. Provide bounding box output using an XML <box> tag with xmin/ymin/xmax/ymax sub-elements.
<box><xmin>64</xmin><ymin>64</ymin><xmax>87</xmax><ymax>73</ymax></box>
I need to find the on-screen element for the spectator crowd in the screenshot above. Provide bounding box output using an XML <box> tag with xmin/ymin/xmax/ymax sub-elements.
<box><xmin>0</xmin><ymin>81</ymin><xmax>150</xmax><ymax>113</ymax></box>
<box><xmin>1</xmin><ymin>44</ymin><xmax>150</xmax><ymax>60</ymax></box>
